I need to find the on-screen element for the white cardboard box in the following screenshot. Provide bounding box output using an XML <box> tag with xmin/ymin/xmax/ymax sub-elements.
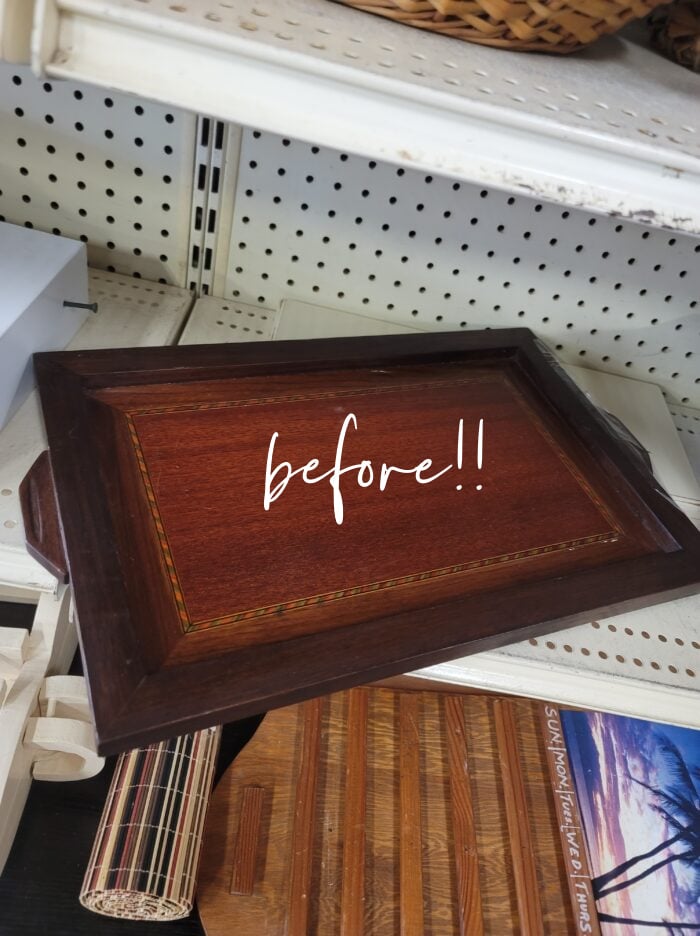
<box><xmin>0</xmin><ymin>223</ymin><xmax>88</xmax><ymax>430</ymax></box>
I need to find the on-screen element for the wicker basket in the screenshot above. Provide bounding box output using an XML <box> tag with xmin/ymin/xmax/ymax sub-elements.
<box><xmin>650</xmin><ymin>0</ymin><xmax>700</xmax><ymax>71</ymax></box>
<box><xmin>332</xmin><ymin>0</ymin><xmax>673</xmax><ymax>52</ymax></box>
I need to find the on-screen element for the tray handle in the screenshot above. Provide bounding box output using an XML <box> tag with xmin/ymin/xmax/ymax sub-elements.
<box><xmin>19</xmin><ymin>451</ymin><xmax>68</xmax><ymax>584</ymax></box>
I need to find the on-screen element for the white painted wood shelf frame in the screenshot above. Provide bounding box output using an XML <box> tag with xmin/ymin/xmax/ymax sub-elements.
<box><xmin>31</xmin><ymin>0</ymin><xmax>700</xmax><ymax>234</ymax></box>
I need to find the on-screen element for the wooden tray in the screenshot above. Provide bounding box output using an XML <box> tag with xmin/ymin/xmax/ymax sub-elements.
<box><xmin>197</xmin><ymin>686</ymin><xmax>601</xmax><ymax>935</ymax></box>
<box><xmin>28</xmin><ymin>330</ymin><xmax>700</xmax><ymax>754</ymax></box>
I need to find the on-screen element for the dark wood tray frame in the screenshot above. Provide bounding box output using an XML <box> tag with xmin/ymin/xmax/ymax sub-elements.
<box><xmin>31</xmin><ymin>329</ymin><xmax>700</xmax><ymax>755</ymax></box>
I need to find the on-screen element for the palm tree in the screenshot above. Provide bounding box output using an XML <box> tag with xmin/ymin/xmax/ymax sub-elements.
<box><xmin>592</xmin><ymin>829</ymin><xmax>687</xmax><ymax>896</ymax></box>
<box><xmin>591</xmin><ymin>732</ymin><xmax>700</xmax><ymax>915</ymax></box>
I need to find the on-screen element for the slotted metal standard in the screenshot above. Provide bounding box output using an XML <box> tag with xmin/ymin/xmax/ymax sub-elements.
<box><xmin>30</xmin><ymin>0</ymin><xmax>700</xmax><ymax>232</ymax></box>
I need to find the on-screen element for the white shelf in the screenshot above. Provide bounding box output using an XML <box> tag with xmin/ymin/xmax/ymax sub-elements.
<box><xmin>0</xmin><ymin>269</ymin><xmax>193</xmax><ymax>594</ymax></box>
<box><xmin>415</xmin><ymin>596</ymin><xmax>700</xmax><ymax>730</ymax></box>
<box><xmin>179</xmin><ymin>296</ymin><xmax>278</xmax><ymax>344</ymax></box>
<box><xmin>31</xmin><ymin>0</ymin><xmax>700</xmax><ymax>233</ymax></box>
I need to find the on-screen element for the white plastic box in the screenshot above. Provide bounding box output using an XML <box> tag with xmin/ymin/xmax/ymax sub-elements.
<box><xmin>0</xmin><ymin>222</ymin><xmax>89</xmax><ymax>430</ymax></box>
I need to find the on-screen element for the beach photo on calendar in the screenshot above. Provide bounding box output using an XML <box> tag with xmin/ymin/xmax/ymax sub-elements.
<box><xmin>561</xmin><ymin>709</ymin><xmax>700</xmax><ymax>932</ymax></box>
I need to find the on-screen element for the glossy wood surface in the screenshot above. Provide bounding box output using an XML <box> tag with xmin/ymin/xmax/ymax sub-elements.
<box><xmin>197</xmin><ymin>687</ymin><xmax>579</xmax><ymax>935</ymax></box>
<box><xmin>340</xmin><ymin>688</ymin><xmax>368</xmax><ymax>936</ymax></box>
<box><xmin>494</xmin><ymin>699</ymin><xmax>545</xmax><ymax>935</ymax></box>
<box><xmin>229</xmin><ymin>786</ymin><xmax>264</xmax><ymax>897</ymax></box>
<box><xmin>287</xmin><ymin>698</ymin><xmax>323</xmax><ymax>936</ymax></box>
<box><xmin>399</xmin><ymin>692</ymin><xmax>424</xmax><ymax>936</ymax></box>
<box><xmin>31</xmin><ymin>330</ymin><xmax>700</xmax><ymax>753</ymax></box>
<box><xmin>19</xmin><ymin>451</ymin><xmax>67</xmax><ymax>583</ymax></box>
<box><xmin>123</xmin><ymin>367</ymin><xmax>620</xmax><ymax>627</ymax></box>
<box><xmin>445</xmin><ymin>693</ymin><xmax>484</xmax><ymax>935</ymax></box>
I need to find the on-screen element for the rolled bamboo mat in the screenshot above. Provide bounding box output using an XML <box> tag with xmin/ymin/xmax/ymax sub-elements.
<box><xmin>80</xmin><ymin>726</ymin><xmax>221</xmax><ymax>921</ymax></box>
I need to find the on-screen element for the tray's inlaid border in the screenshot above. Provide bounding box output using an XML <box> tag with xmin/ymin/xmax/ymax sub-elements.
<box><xmin>124</xmin><ymin>373</ymin><xmax>620</xmax><ymax>635</ymax></box>
<box><xmin>124</xmin><ymin>373</ymin><xmax>491</xmax><ymax>416</ymax></box>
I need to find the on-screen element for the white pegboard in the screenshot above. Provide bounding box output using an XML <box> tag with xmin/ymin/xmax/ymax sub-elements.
<box><xmin>0</xmin><ymin>269</ymin><xmax>193</xmax><ymax>593</ymax></box>
<box><xmin>0</xmin><ymin>63</ymin><xmax>196</xmax><ymax>286</ymax></box>
<box><xmin>31</xmin><ymin>1</ymin><xmax>700</xmax><ymax>232</ymax></box>
<box><xmin>222</xmin><ymin>129</ymin><xmax>700</xmax><ymax>407</ymax></box>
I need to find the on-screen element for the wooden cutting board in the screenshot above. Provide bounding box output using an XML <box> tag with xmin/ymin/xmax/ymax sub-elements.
<box><xmin>197</xmin><ymin>687</ymin><xmax>599</xmax><ymax>935</ymax></box>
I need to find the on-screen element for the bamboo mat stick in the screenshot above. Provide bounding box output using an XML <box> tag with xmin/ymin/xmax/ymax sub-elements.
<box><xmin>80</xmin><ymin>726</ymin><xmax>221</xmax><ymax>921</ymax></box>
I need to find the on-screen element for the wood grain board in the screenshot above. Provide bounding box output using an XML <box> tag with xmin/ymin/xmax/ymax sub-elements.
<box><xmin>120</xmin><ymin>368</ymin><xmax>622</xmax><ymax>630</ymax></box>
<box><xmin>198</xmin><ymin>687</ymin><xmax>598</xmax><ymax>935</ymax></box>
